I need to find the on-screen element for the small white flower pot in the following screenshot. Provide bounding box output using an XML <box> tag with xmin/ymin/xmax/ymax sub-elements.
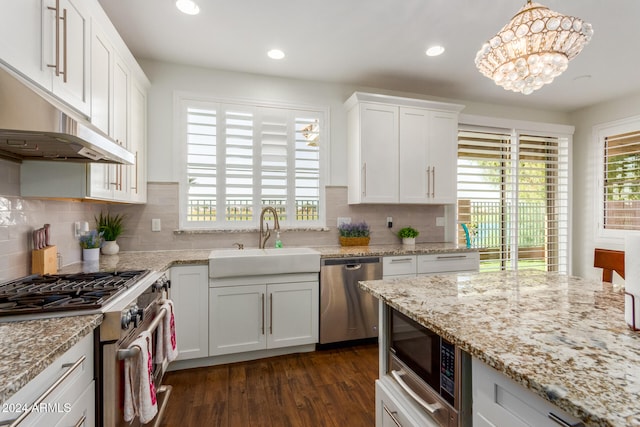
<box><xmin>402</xmin><ymin>237</ymin><xmax>416</xmax><ymax>245</ymax></box>
<box><xmin>83</xmin><ymin>247</ymin><xmax>100</xmax><ymax>261</ymax></box>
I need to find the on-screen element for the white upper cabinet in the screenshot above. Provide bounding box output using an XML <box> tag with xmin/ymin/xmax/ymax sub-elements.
<box><xmin>345</xmin><ymin>92</ymin><xmax>464</xmax><ymax>205</ymax></box>
<box><xmin>347</xmin><ymin>102</ymin><xmax>399</xmax><ymax>203</ymax></box>
<box><xmin>15</xmin><ymin>0</ymin><xmax>150</xmax><ymax>203</ymax></box>
<box><xmin>0</xmin><ymin>0</ymin><xmax>90</xmax><ymax>116</ymax></box>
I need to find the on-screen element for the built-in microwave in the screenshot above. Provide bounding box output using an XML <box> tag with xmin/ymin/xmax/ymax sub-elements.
<box><xmin>388</xmin><ymin>307</ymin><xmax>472</xmax><ymax>427</ymax></box>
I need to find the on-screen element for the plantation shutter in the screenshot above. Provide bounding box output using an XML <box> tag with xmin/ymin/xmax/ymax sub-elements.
<box><xmin>603</xmin><ymin>130</ymin><xmax>640</xmax><ymax>230</ymax></box>
<box><xmin>457</xmin><ymin>127</ymin><xmax>569</xmax><ymax>272</ymax></box>
<box><xmin>184</xmin><ymin>99</ymin><xmax>323</xmax><ymax>228</ymax></box>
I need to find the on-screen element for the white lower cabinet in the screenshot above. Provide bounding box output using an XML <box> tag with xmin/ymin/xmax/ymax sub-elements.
<box><xmin>0</xmin><ymin>332</ymin><xmax>94</xmax><ymax>427</ymax></box>
<box><xmin>376</xmin><ymin>377</ymin><xmax>437</xmax><ymax>427</ymax></box>
<box><xmin>209</xmin><ymin>273</ymin><xmax>319</xmax><ymax>356</ymax></box>
<box><xmin>383</xmin><ymin>252</ymin><xmax>479</xmax><ymax>278</ymax></box>
<box><xmin>472</xmin><ymin>358</ymin><xmax>582</xmax><ymax>427</ymax></box>
<box><xmin>170</xmin><ymin>265</ymin><xmax>209</xmax><ymax>360</ymax></box>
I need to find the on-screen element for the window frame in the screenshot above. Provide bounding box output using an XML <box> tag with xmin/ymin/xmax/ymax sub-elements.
<box><xmin>595</xmin><ymin>114</ymin><xmax>640</xmax><ymax>243</ymax></box>
<box><xmin>175</xmin><ymin>92</ymin><xmax>329</xmax><ymax>231</ymax></box>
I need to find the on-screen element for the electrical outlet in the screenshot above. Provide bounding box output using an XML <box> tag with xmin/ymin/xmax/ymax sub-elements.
<box><xmin>337</xmin><ymin>217</ymin><xmax>351</xmax><ymax>227</ymax></box>
<box><xmin>151</xmin><ymin>218</ymin><xmax>161</xmax><ymax>232</ymax></box>
<box><xmin>386</xmin><ymin>217</ymin><xmax>393</xmax><ymax>228</ymax></box>
<box><xmin>436</xmin><ymin>217</ymin><xmax>445</xmax><ymax>227</ymax></box>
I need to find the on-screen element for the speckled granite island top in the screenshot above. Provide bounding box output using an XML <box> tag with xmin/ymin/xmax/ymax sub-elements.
<box><xmin>359</xmin><ymin>270</ymin><xmax>640</xmax><ymax>427</ymax></box>
<box><xmin>0</xmin><ymin>314</ymin><xmax>102</xmax><ymax>406</ymax></box>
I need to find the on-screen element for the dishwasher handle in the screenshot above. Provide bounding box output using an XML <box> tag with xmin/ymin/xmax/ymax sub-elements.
<box><xmin>345</xmin><ymin>264</ymin><xmax>363</xmax><ymax>271</ymax></box>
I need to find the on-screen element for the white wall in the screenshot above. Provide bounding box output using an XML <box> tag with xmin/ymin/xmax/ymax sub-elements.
<box><xmin>139</xmin><ymin>59</ymin><xmax>571</xmax><ymax>185</ymax></box>
<box><xmin>569</xmin><ymin>91</ymin><xmax>640</xmax><ymax>279</ymax></box>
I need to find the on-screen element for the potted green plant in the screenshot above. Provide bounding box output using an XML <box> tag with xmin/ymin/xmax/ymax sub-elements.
<box><xmin>397</xmin><ymin>226</ymin><xmax>419</xmax><ymax>245</ymax></box>
<box><xmin>338</xmin><ymin>221</ymin><xmax>370</xmax><ymax>246</ymax></box>
<box><xmin>79</xmin><ymin>229</ymin><xmax>103</xmax><ymax>261</ymax></box>
<box><xmin>96</xmin><ymin>212</ymin><xmax>125</xmax><ymax>255</ymax></box>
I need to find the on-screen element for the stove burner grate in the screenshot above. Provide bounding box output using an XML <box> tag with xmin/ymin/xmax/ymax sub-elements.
<box><xmin>0</xmin><ymin>270</ymin><xmax>151</xmax><ymax>316</ymax></box>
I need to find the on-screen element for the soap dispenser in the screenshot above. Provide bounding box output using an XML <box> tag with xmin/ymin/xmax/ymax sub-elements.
<box><xmin>275</xmin><ymin>231</ymin><xmax>283</xmax><ymax>248</ymax></box>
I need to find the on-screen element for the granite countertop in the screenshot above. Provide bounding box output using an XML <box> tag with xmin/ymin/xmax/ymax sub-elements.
<box><xmin>359</xmin><ymin>270</ymin><xmax>640</xmax><ymax>427</ymax></box>
<box><xmin>58</xmin><ymin>243</ymin><xmax>473</xmax><ymax>273</ymax></box>
<box><xmin>0</xmin><ymin>315</ymin><xmax>102</xmax><ymax>406</ymax></box>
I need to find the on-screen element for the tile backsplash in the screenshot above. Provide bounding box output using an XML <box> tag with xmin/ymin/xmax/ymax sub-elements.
<box><xmin>0</xmin><ymin>175</ymin><xmax>447</xmax><ymax>280</ymax></box>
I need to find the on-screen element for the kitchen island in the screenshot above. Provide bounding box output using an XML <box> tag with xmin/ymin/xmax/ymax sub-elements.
<box><xmin>359</xmin><ymin>270</ymin><xmax>640</xmax><ymax>427</ymax></box>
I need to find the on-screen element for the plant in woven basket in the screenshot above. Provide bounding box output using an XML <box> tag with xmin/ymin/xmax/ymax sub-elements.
<box><xmin>338</xmin><ymin>221</ymin><xmax>370</xmax><ymax>246</ymax></box>
<box><xmin>338</xmin><ymin>221</ymin><xmax>370</xmax><ymax>238</ymax></box>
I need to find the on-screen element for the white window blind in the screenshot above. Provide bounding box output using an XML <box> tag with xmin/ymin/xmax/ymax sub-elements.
<box><xmin>182</xmin><ymin>99</ymin><xmax>323</xmax><ymax>229</ymax></box>
<box><xmin>457</xmin><ymin>128</ymin><xmax>569</xmax><ymax>272</ymax></box>
<box><xmin>603</xmin><ymin>130</ymin><xmax>640</xmax><ymax>230</ymax></box>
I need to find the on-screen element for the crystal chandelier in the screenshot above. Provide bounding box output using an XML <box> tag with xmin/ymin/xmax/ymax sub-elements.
<box><xmin>475</xmin><ymin>0</ymin><xmax>593</xmax><ymax>95</ymax></box>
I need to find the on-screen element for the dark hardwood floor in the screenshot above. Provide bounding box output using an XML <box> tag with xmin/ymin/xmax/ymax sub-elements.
<box><xmin>159</xmin><ymin>344</ymin><xmax>379</xmax><ymax>427</ymax></box>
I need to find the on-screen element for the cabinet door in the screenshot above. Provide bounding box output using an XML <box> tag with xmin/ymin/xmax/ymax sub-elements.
<box><xmin>171</xmin><ymin>265</ymin><xmax>209</xmax><ymax>360</ymax></box>
<box><xmin>111</xmin><ymin>55</ymin><xmax>129</xmax><ymax>200</ymax></box>
<box><xmin>267</xmin><ymin>281</ymin><xmax>318</xmax><ymax>349</ymax></box>
<box><xmin>90</xmin><ymin>21</ymin><xmax>112</xmax><ymax>135</ymax></box>
<box><xmin>0</xmin><ymin>1</ymin><xmax>50</xmax><ymax>88</ymax></box>
<box><xmin>428</xmin><ymin>111</ymin><xmax>458</xmax><ymax>204</ymax></box>
<box><xmin>472</xmin><ymin>358</ymin><xmax>582</xmax><ymax>427</ymax></box>
<box><xmin>399</xmin><ymin>107</ymin><xmax>430</xmax><ymax>203</ymax></box>
<box><xmin>50</xmin><ymin>0</ymin><xmax>90</xmax><ymax>116</ymax></box>
<box><xmin>359</xmin><ymin>103</ymin><xmax>398</xmax><ymax>203</ymax></box>
<box><xmin>209</xmin><ymin>284</ymin><xmax>266</xmax><ymax>356</ymax></box>
<box><xmin>128</xmin><ymin>79</ymin><xmax>147</xmax><ymax>203</ymax></box>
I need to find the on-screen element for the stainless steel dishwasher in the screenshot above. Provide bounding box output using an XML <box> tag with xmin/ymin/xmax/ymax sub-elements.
<box><xmin>320</xmin><ymin>257</ymin><xmax>382</xmax><ymax>344</ymax></box>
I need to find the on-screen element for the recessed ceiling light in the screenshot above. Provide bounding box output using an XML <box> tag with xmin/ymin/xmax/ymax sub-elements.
<box><xmin>267</xmin><ymin>49</ymin><xmax>285</xmax><ymax>60</ymax></box>
<box><xmin>176</xmin><ymin>0</ymin><xmax>200</xmax><ymax>15</ymax></box>
<box><xmin>425</xmin><ymin>45</ymin><xmax>445</xmax><ymax>57</ymax></box>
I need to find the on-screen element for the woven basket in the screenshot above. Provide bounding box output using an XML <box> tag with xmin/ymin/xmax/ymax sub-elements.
<box><xmin>339</xmin><ymin>237</ymin><xmax>370</xmax><ymax>247</ymax></box>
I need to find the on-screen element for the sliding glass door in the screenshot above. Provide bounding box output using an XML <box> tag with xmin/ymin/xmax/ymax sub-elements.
<box><xmin>457</xmin><ymin>127</ymin><xmax>569</xmax><ymax>272</ymax></box>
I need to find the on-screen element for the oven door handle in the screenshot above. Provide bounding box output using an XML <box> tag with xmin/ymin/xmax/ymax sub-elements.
<box><xmin>391</xmin><ymin>369</ymin><xmax>443</xmax><ymax>415</ymax></box>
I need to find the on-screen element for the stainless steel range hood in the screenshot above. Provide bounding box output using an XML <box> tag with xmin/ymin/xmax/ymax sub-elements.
<box><xmin>0</xmin><ymin>67</ymin><xmax>134</xmax><ymax>164</ymax></box>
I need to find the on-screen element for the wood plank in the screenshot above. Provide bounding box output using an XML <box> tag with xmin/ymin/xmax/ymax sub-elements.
<box><xmin>158</xmin><ymin>344</ymin><xmax>377</xmax><ymax>427</ymax></box>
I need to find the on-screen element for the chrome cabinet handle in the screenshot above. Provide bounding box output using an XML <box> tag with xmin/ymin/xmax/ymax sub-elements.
<box><xmin>390</xmin><ymin>258</ymin><xmax>413</xmax><ymax>263</ymax></box>
<box><xmin>73</xmin><ymin>415</ymin><xmax>86</xmax><ymax>427</ymax></box>
<box><xmin>261</xmin><ymin>293</ymin><xmax>265</xmax><ymax>335</ymax></box>
<box><xmin>269</xmin><ymin>293</ymin><xmax>273</xmax><ymax>335</ymax></box>
<box><xmin>426</xmin><ymin>167</ymin><xmax>431</xmax><ymax>197</ymax></box>
<box><xmin>391</xmin><ymin>369</ymin><xmax>442</xmax><ymax>415</ymax></box>
<box><xmin>362</xmin><ymin>162</ymin><xmax>367</xmax><ymax>196</ymax></box>
<box><xmin>431</xmin><ymin>166</ymin><xmax>435</xmax><ymax>198</ymax></box>
<box><xmin>61</xmin><ymin>5</ymin><xmax>67</xmax><ymax>82</ymax></box>
<box><xmin>548</xmin><ymin>412</ymin><xmax>584</xmax><ymax>427</ymax></box>
<box><xmin>4</xmin><ymin>355</ymin><xmax>86</xmax><ymax>426</ymax></box>
<box><xmin>436</xmin><ymin>255</ymin><xmax>467</xmax><ymax>260</ymax></box>
<box><xmin>383</xmin><ymin>405</ymin><xmax>402</xmax><ymax>427</ymax></box>
<box><xmin>47</xmin><ymin>0</ymin><xmax>61</xmax><ymax>77</ymax></box>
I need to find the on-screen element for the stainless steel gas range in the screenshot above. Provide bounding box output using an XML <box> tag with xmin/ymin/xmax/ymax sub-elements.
<box><xmin>0</xmin><ymin>269</ymin><xmax>172</xmax><ymax>427</ymax></box>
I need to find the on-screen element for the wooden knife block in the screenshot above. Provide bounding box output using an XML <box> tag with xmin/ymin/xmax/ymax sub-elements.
<box><xmin>32</xmin><ymin>245</ymin><xmax>57</xmax><ymax>275</ymax></box>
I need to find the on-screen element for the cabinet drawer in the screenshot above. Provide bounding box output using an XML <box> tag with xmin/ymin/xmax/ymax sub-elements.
<box><xmin>417</xmin><ymin>252</ymin><xmax>479</xmax><ymax>274</ymax></box>
<box><xmin>0</xmin><ymin>332</ymin><xmax>94</xmax><ymax>426</ymax></box>
<box><xmin>472</xmin><ymin>358</ymin><xmax>582</xmax><ymax>427</ymax></box>
<box><xmin>383</xmin><ymin>256</ymin><xmax>417</xmax><ymax>277</ymax></box>
<box><xmin>376</xmin><ymin>377</ymin><xmax>437</xmax><ymax>427</ymax></box>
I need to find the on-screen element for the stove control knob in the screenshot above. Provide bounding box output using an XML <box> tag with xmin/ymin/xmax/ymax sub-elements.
<box><xmin>121</xmin><ymin>312</ymin><xmax>132</xmax><ymax>330</ymax></box>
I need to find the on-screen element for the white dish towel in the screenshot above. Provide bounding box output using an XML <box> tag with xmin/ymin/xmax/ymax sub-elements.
<box><xmin>124</xmin><ymin>330</ymin><xmax>158</xmax><ymax>424</ymax></box>
<box><xmin>155</xmin><ymin>299</ymin><xmax>179</xmax><ymax>363</ymax></box>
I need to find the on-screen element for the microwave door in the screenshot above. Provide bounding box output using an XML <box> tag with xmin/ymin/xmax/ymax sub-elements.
<box><xmin>390</xmin><ymin>310</ymin><xmax>440</xmax><ymax>391</ymax></box>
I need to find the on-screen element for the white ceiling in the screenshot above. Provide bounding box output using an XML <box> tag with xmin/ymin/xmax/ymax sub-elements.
<box><xmin>98</xmin><ymin>0</ymin><xmax>640</xmax><ymax>113</ymax></box>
